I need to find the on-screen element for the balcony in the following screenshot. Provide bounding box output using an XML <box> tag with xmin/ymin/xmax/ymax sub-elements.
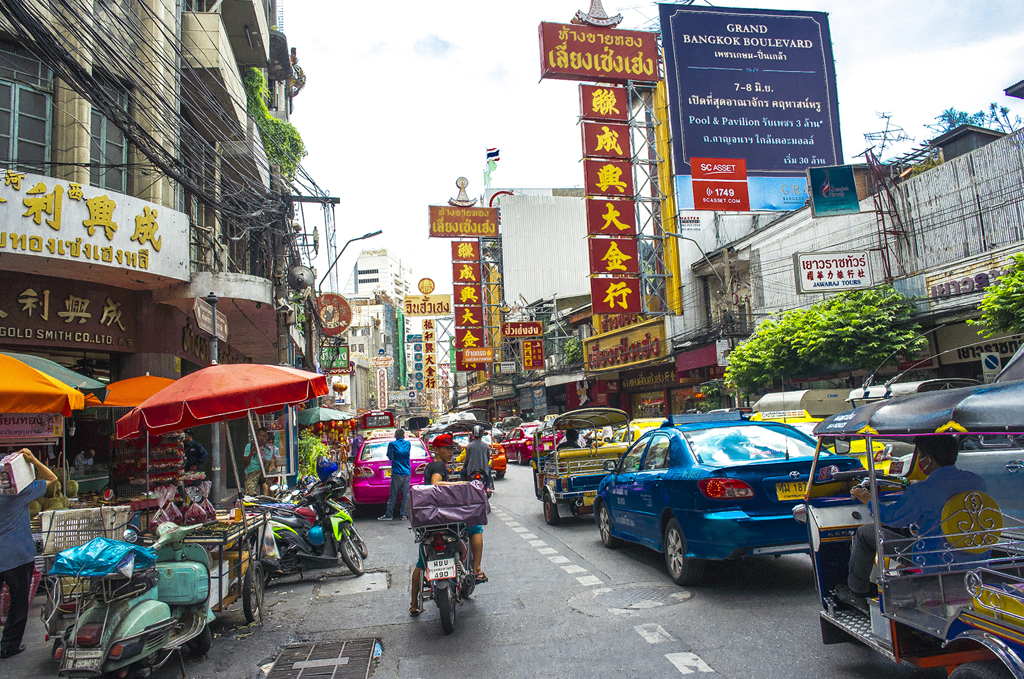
<box><xmin>220</xmin><ymin>0</ymin><xmax>270</xmax><ymax>68</ymax></box>
<box><xmin>222</xmin><ymin>116</ymin><xmax>271</xmax><ymax>189</ymax></box>
<box><xmin>181</xmin><ymin>11</ymin><xmax>248</xmax><ymax>138</ymax></box>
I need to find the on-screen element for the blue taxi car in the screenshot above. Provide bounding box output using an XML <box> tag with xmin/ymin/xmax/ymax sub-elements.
<box><xmin>593</xmin><ymin>413</ymin><xmax>861</xmax><ymax>585</ymax></box>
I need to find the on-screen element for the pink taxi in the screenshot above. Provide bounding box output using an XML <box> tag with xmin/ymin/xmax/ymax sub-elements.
<box><xmin>350</xmin><ymin>430</ymin><xmax>432</xmax><ymax>505</ymax></box>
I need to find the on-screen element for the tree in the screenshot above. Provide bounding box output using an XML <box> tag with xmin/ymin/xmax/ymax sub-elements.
<box><xmin>726</xmin><ymin>286</ymin><xmax>927</xmax><ymax>393</ymax></box>
<box><xmin>969</xmin><ymin>253</ymin><xmax>1024</xmax><ymax>337</ymax></box>
<box><xmin>564</xmin><ymin>337</ymin><xmax>583</xmax><ymax>365</ymax></box>
<box><xmin>929</xmin><ymin>104</ymin><xmax>1022</xmax><ymax>134</ymax></box>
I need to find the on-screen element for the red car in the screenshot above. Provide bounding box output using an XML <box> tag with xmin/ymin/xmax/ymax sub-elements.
<box><xmin>501</xmin><ymin>421</ymin><xmax>542</xmax><ymax>465</ymax></box>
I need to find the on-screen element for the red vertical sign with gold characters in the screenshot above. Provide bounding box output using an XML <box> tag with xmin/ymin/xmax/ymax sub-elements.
<box><xmin>591</xmin><ymin>276</ymin><xmax>642</xmax><ymax>314</ymax></box>
<box><xmin>522</xmin><ymin>339</ymin><xmax>545</xmax><ymax>371</ymax></box>
<box><xmin>586</xmin><ymin>198</ymin><xmax>637</xmax><ymax>236</ymax></box>
<box><xmin>580</xmin><ymin>84</ymin><xmax>628</xmax><ymax>122</ymax></box>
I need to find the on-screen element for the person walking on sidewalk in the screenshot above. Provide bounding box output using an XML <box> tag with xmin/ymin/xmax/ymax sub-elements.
<box><xmin>380</xmin><ymin>428</ymin><xmax>412</xmax><ymax>521</ymax></box>
<box><xmin>0</xmin><ymin>449</ymin><xmax>57</xmax><ymax>659</ymax></box>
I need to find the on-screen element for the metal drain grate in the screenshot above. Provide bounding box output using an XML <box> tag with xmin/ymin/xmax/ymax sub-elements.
<box><xmin>267</xmin><ymin>639</ymin><xmax>379</xmax><ymax>679</ymax></box>
<box><xmin>596</xmin><ymin>586</ymin><xmax>692</xmax><ymax>610</ymax></box>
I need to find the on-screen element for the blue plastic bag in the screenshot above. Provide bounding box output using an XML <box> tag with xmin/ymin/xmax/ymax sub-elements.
<box><xmin>49</xmin><ymin>537</ymin><xmax>157</xmax><ymax>577</ymax></box>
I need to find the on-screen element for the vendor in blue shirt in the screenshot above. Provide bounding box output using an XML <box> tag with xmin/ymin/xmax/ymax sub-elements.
<box><xmin>835</xmin><ymin>435</ymin><xmax>986</xmax><ymax>611</ymax></box>
<box><xmin>0</xmin><ymin>449</ymin><xmax>57</xmax><ymax>659</ymax></box>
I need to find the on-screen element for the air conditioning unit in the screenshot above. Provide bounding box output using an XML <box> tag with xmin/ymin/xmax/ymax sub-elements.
<box><xmin>545</xmin><ymin>356</ymin><xmax>558</xmax><ymax>370</ymax></box>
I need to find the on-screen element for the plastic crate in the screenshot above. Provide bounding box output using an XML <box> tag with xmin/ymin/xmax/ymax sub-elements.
<box><xmin>40</xmin><ymin>506</ymin><xmax>132</xmax><ymax>555</ymax></box>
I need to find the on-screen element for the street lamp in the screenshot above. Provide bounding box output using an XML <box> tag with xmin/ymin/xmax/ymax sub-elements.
<box><xmin>664</xmin><ymin>232</ymin><xmax>725</xmax><ymax>286</ymax></box>
<box><xmin>317</xmin><ymin>229</ymin><xmax>384</xmax><ymax>293</ymax></box>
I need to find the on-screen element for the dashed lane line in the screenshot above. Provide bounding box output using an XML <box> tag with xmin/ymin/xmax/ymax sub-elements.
<box><xmin>520</xmin><ymin>533</ymin><xmax>539</xmax><ymax>539</ymax></box>
<box><xmin>561</xmin><ymin>565</ymin><xmax>587</xmax><ymax>574</ymax></box>
<box><xmin>548</xmin><ymin>556</ymin><xmax>570</xmax><ymax>564</ymax></box>
<box><xmin>665</xmin><ymin>653</ymin><xmax>714</xmax><ymax>674</ymax></box>
<box><xmin>538</xmin><ymin>547</ymin><xmax>558</xmax><ymax>555</ymax></box>
<box><xmin>528</xmin><ymin>540</ymin><xmax>547</xmax><ymax>547</ymax></box>
<box><xmin>577</xmin><ymin>575</ymin><xmax>604</xmax><ymax>586</ymax></box>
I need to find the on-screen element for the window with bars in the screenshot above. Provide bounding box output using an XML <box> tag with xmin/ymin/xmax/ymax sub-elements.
<box><xmin>0</xmin><ymin>40</ymin><xmax>52</xmax><ymax>174</ymax></box>
<box><xmin>89</xmin><ymin>75</ymin><xmax>130</xmax><ymax>192</ymax></box>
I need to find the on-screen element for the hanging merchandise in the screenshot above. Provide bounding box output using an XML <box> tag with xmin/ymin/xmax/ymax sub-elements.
<box><xmin>152</xmin><ymin>484</ymin><xmax>183</xmax><ymax>525</ymax></box>
<box><xmin>183</xmin><ymin>480</ymin><xmax>216</xmax><ymax>525</ymax></box>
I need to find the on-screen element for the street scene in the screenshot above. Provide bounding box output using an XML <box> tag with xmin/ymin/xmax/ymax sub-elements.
<box><xmin>1</xmin><ymin>0</ymin><xmax>1024</xmax><ymax>678</ymax></box>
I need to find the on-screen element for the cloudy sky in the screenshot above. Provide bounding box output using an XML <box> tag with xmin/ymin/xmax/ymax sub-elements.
<box><xmin>286</xmin><ymin>0</ymin><xmax>1024</xmax><ymax>300</ymax></box>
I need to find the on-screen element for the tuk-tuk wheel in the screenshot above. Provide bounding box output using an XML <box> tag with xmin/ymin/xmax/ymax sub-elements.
<box><xmin>664</xmin><ymin>518</ymin><xmax>705</xmax><ymax>586</ymax></box>
<box><xmin>543</xmin><ymin>496</ymin><xmax>561</xmax><ymax>525</ymax></box>
<box><xmin>949</xmin><ymin>660</ymin><xmax>1013</xmax><ymax>679</ymax></box>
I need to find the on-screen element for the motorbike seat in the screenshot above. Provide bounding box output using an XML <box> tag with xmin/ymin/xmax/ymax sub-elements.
<box><xmin>294</xmin><ymin>507</ymin><xmax>318</xmax><ymax>522</ymax></box>
<box><xmin>272</xmin><ymin>512</ymin><xmax>312</xmax><ymax>530</ymax></box>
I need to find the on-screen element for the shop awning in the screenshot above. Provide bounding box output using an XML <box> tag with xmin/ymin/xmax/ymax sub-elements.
<box><xmin>545</xmin><ymin>372</ymin><xmax>584</xmax><ymax>388</ymax></box>
<box><xmin>0</xmin><ymin>354</ymin><xmax>85</xmax><ymax>416</ymax></box>
<box><xmin>2</xmin><ymin>351</ymin><xmax>108</xmax><ymax>402</ymax></box>
<box><xmin>675</xmin><ymin>345</ymin><xmax>717</xmax><ymax>372</ymax></box>
<box><xmin>83</xmin><ymin>375</ymin><xmax>175</xmax><ymax>408</ymax></box>
<box><xmin>296</xmin><ymin>406</ymin><xmax>352</xmax><ymax>426</ymax></box>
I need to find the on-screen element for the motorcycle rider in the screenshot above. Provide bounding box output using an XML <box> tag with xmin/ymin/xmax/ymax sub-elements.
<box><xmin>410</xmin><ymin>434</ymin><xmax>486</xmax><ymax>616</ymax></box>
<box><xmin>461</xmin><ymin>424</ymin><xmax>493</xmax><ymax>490</ymax></box>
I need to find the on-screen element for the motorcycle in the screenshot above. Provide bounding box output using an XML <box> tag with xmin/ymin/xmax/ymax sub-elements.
<box><xmin>413</xmin><ymin>522</ymin><xmax>475</xmax><ymax>635</ymax></box>
<box><xmin>55</xmin><ymin>522</ymin><xmax>214</xmax><ymax>677</ymax></box>
<box><xmin>252</xmin><ymin>476</ymin><xmax>368</xmax><ymax>579</ymax></box>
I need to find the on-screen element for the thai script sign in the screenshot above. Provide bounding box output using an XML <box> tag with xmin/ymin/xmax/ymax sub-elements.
<box><xmin>539</xmin><ymin>22</ymin><xmax>659</xmax><ymax>83</ymax></box>
<box><xmin>807</xmin><ymin>165</ymin><xmax>860</xmax><ymax>217</ymax></box>
<box><xmin>192</xmin><ymin>298</ymin><xmax>228</xmax><ymax>343</ymax></box>
<box><xmin>522</xmin><ymin>339</ymin><xmax>545</xmax><ymax>371</ymax></box>
<box><xmin>927</xmin><ymin>258</ymin><xmax>1011</xmax><ymax>301</ymax></box>
<box><xmin>585</xmin><ymin>319</ymin><xmax>666</xmax><ymax>370</ymax></box>
<box><xmin>464</xmin><ymin>347</ymin><xmax>494</xmax><ymax>364</ymax></box>
<box><xmin>428</xmin><ymin>206</ymin><xmax>498</xmax><ymax>238</ymax></box>
<box><xmin>501</xmin><ymin>322</ymin><xmax>543</xmax><ymax>338</ymax></box>
<box><xmin>660</xmin><ymin>6</ymin><xmax>843</xmax><ymax>210</ymax></box>
<box><xmin>620</xmin><ymin>366</ymin><xmax>678</xmax><ymax>391</ymax></box>
<box><xmin>0</xmin><ymin>168</ymin><xmax>188</xmax><ymax>280</ymax></box>
<box><xmin>793</xmin><ymin>251</ymin><xmax>872</xmax><ymax>294</ymax></box>
<box><xmin>0</xmin><ymin>413</ymin><xmax>62</xmax><ymax>441</ymax></box>
<box><xmin>403</xmin><ymin>295</ymin><xmax>452</xmax><ymax>317</ymax></box>
<box><xmin>370</xmin><ymin>356</ymin><xmax>394</xmax><ymax>368</ymax></box>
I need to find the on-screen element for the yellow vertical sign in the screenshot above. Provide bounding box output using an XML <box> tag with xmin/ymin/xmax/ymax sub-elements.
<box><xmin>655</xmin><ymin>77</ymin><xmax>683</xmax><ymax>315</ymax></box>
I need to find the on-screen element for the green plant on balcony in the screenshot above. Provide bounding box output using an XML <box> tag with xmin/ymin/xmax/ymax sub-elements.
<box><xmin>242</xmin><ymin>68</ymin><xmax>307</xmax><ymax>180</ymax></box>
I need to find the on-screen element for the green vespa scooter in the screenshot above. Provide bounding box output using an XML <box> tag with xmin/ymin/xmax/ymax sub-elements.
<box><xmin>57</xmin><ymin>523</ymin><xmax>215</xmax><ymax>677</ymax></box>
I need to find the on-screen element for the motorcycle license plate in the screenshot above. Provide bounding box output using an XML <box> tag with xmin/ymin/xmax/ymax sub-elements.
<box><xmin>426</xmin><ymin>558</ymin><xmax>456</xmax><ymax>580</ymax></box>
<box><xmin>67</xmin><ymin>649</ymin><xmax>103</xmax><ymax>669</ymax></box>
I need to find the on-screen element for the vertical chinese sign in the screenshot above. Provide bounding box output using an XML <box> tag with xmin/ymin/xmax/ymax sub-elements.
<box><xmin>582</xmin><ymin>84</ymin><xmax>642</xmax><ymax>314</ymax></box>
<box><xmin>538</xmin><ymin>22</ymin><xmax>657</xmax><ymax>317</ymax></box>
<box><xmin>452</xmin><ymin>239</ymin><xmax>490</xmax><ymax>370</ymax></box>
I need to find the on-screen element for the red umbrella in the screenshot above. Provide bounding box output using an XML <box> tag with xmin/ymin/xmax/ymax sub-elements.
<box><xmin>116</xmin><ymin>364</ymin><xmax>328</xmax><ymax>439</ymax></box>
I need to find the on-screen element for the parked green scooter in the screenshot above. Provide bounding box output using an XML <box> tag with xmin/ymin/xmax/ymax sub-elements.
<box><xmin>57</xmin><ymin>523</ymin><xmax>215</xmax><ymax>678</ymax></box>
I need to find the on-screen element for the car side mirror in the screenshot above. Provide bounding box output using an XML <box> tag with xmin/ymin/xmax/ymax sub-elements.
<box><xmin>602</xmin><ymin>459</ymin><xmax>617</xmax><ymax>473</ymax></box>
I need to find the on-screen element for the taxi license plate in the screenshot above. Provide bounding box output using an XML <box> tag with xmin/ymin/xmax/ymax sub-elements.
<box><xmin>426</xmin><ymin>558</ymin><xmax>456</xmax><ymax>580</ymax></box>
<box><xmin>776</xmin><ymin>481</ymin><xmax>807</xmax><ymax>501</ymax></box>
<box><xmin>583</xmin><ymin>490</ymin><xmax>597</xmax><ymax>506</ymax></box>
<box><xmin>383</xmin><ymin>468</ymin><xmax>391</xmax><ymax>478</ymax></box>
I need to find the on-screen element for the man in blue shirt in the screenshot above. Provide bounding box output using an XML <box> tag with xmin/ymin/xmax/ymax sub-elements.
<box><xmin>836</xmin><ymin>435</ymin><xmax>986</xmax><ymax>611</ymax></box>
<box><xmin>380</xmin><ymin>428</ymin><xmax>412</xmax><ymax>521</ymax></box>
<box><xmin>0</xmin><ymin>449</ymin><xmax>57</xmax><ymax>659</ymax></box>
<box><xmin>183</xmin><ymin>430</ymin><xmax>209</xmax><ymax>472</ymax></box>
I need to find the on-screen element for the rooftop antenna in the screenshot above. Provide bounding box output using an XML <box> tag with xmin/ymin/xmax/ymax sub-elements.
<box><xmin>863</xmin><ymin>112</ymin><xmax>913</xmax><ymax>159</ymax></box>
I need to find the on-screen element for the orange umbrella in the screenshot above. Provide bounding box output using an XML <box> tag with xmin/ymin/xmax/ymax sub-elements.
<box><xmin>84</xmin><ymin>375</ymin><xmax>175</xmax><ymax>408</ymax></box>
<box><xmin>0</xmin><ymin>354</ymin><xmax>85</xmax><ymax>416</ymax></box>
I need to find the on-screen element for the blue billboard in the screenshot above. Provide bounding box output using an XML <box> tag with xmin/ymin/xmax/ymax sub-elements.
<box><xmin>660</xmin><ymin>5</ymin><xmax>843</xmax><ymax>210</ymax></box>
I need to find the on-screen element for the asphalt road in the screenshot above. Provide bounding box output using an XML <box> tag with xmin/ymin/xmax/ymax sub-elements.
<box><xmin>6</xmin><ymin>465</ymin><xmax>950</xmax><ymax>678</ymax></box>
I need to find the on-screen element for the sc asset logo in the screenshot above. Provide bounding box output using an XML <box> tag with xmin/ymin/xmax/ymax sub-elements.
<box><xmin>698</xmin><ymin>162</ymin><xmax>740</xmax><ymax>176</ymax></box>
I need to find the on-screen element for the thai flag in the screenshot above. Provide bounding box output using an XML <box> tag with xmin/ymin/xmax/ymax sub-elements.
<box><xmin>486</xmin><ymin>148</ymin><xmax>500</xmax><ymax>161</ymax></box>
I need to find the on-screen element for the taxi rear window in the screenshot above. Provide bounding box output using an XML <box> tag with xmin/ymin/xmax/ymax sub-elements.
<box><xmin>359</xmin><ymin>439</ymin><xmax>429</xmax><ymax>462</ymax></box>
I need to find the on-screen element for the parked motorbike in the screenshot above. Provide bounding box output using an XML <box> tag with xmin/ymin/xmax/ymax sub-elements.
<box><xmin>56</xmin><ymin>523</ymin><xmax>214</xmax><ymax>677</ymax></box>
<box><xmin>413</xmin><ymin>523</ymin><xmax>475</xmax><ymax>634</ymax></box>
<box><xmin>252</xmin><ymin>476</ymin><xmax>367</xmax><ymax>580</ymax></box>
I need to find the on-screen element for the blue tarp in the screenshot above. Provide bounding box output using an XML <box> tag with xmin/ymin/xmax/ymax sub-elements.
<box><xmin>49</xmin><ymin>537</ymin><xmax>157</xmax><ymax>577</ymax></box>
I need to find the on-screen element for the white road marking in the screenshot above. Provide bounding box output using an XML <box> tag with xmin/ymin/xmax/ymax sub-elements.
<box><xmin>561</xmin><ymin>565</ymin><xmax>587</xmax><ymax>574</ymax></box>
<box><xmin>520</xmin><ymin>533</ymin><xmax>539</xmax><ymax>539</ymax></box>
<box><xmin>576</xmin><ymin>575</ymin><xmax>603</xmax><ymax>586</ymax></box>
<box><xmin>591</xmin><ymin>587</ymin><xmax>613</xmax><ymax>594</ymax></box>
<box><xmin>506</xmin><ymin>522</ymin><xmax>521</xmax><ymax>527</ymax></box>
<box><xmin>548</xmin><ymin>556</ymin><xmax>570</xmax><ymax>564</ymax></box>
<box><xmin>511</xmin><ymin>527</ymin><xmax>528</xmax><ymax>533</ymax></box>
<box><xmin>528</xmin><ymin>540</ymin><xmax>547</xmax><ymax>546</ymax></box>
<box><xmin>537</xmin><ymin>547</ymin><xmax>558</xmax><ymax>555</ymax></box>
<box><xmin>666</xmin><ymin>653</ymin><xmax>714</xmax><ymax>674</ymax></box>
<box><xmin>634</xmin><ymin>624</ymin><xmax>674</xmax><ymax>644</ymax></box>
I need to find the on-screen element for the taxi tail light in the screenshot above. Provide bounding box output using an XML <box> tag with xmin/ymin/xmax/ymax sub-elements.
<box><xmin>75</xmin><ymin>623</ymin><xmax>104</xmax><ymax>647</ymax></box>
<box><xmin>697</xmin><ymin>477</ymin><xmax>754</xmax><ymax>499</ymax></box>
<box><xmin>414</xmin><ymin>463</ymin><xmax>426</xmax><ymax>474</ymax></box>
<box><xmin>353</xmin><ymin>466</ymin><xmax>374</xmax><ymax>478</ymax></box>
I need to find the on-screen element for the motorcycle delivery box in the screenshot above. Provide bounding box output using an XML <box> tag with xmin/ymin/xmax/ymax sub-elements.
<box><xmin>409</xmin><ymin>481</ymin><xmax>489</xmax><ymax>527</ymax></box>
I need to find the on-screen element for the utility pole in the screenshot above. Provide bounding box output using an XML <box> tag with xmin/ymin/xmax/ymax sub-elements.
<box><xmin>205</xmin><ymin>291</ymin><xmax>223</xmax><ymax>504</ymax></box>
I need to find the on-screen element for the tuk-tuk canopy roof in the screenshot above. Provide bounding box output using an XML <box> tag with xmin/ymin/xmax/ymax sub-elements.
<box><xmin>550</xmin><ymin>407</ymin><xmax>629</xmax><ymax>431</ymax></box>
<box><xmin>814</xmin><ymin>381</ymin><xmax>1024</xmax><ymax>437</ymax></box>
<box><xmin>441</xmin><ymin>420</ymin><xmax>492</xmax><ymax>433</ymax></box>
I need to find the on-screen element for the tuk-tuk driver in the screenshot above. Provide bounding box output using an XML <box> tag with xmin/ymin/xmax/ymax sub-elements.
<box><xmin>557</xmin><ymin>428</ymin><xmax>581</xmax><ymax>451</ymax></box>
<box><xmin>835</xmin><ymin>435</ymin><xmax>986</xmax><ymax>611</ymax></box>
<box><xmin>410</xmin><ymin>434</ymin><xmax>487</xmax><ymax>617</ymax></box>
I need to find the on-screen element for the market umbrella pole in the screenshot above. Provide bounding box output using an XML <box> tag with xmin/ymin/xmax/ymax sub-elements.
<box><xmin>221</xmin><ymin>417</ymin><xmax>249</xmax><ymax>562</ymax></box>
